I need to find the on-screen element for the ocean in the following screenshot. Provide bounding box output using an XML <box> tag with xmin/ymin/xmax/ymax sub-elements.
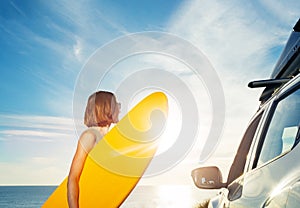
<box><xmin>0</xmin><ymin>186</ymin><xmax>56</xmax><ymax>208</ymax></box>
<box><xmin>0</xmin><ymin>185</ymin><xmax>216</xmax><ymax>208</ymax></box>
<box><xmin>121</xmin><ymin>185</ymin><xmax>216</xmax><ymax>208</ymax></box>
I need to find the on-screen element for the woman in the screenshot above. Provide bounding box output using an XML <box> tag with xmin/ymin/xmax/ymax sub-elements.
<box><xmin>67</xmin><ymin>91</ymin><xmax>120</xmax><ymax>208</ymax></box>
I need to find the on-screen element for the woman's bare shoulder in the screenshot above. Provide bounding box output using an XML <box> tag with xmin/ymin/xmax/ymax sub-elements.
<box><xmin>78</xmin><ymin>129</ymin><xmax>97</xmax><ymax>153</ymax></box>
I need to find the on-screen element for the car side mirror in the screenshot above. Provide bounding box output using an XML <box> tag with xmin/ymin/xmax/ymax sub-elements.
<box><xmin>191</xmin><ymin>166</ymin><xmax>226</xmax><ymax>189</ymax></box>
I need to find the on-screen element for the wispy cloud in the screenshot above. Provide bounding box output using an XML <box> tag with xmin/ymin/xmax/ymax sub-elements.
<box><xmin>9</xmin><ymin>1</ymin><xmax>27</xmax><ymax>18</ymax></box>
<box><xmin>0</xmin><ymin>114</ymin><xmax>77</xmax><ymax>184</ymax></box>
<box><xmin>0</xmin><ymin>114</ymin><xmax>74</xmax><ymax>131</ymax></box>
<box><xmin>138</xmin><ymin>1</ymin><xmax>300</xmax><ymax>186</ymax></box>
<box><xmin>0</xmin><ymin>130</ymin><xmax>69</xmax><ymax>138</ymax></box>
<box><xmin>257</xmin><ymin>0</ymin><xmax>300</xmax><ymax>25</ymax></box>
<box><xmin>43</xmin><ymin>0</ymin><xmax>128</xmax><ymax>63</ymax></box>
<box><xmin>166</xmin><ymin>0</ymin><xmax>300</xmax><ymax>158</ymax></box>
<box><xmin>26</xmin><ymin>1</ymin><xmax>132</xmax><ymax>116</ymax></box>
<box><xmin>168</xmin><ymin>0</ymin><xmax>286</xmax><ymax>77</ymax></box>
<box><xmin>0</xmin><ymin>114</ymin><xmax>76</xmax><ymax>142</ymax></box>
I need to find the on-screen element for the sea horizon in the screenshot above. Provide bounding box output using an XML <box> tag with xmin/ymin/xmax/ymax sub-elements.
<box><xmin>0</xmin><ymin>185</ymin><xmax>216</xmax><ymax>208</ymax></box>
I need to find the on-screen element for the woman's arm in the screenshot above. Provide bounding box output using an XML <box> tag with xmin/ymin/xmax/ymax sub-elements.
<box><xmin>67</xmin><ymin>131</ymin><xmax>95</xmax><ymax>208</ymax></box>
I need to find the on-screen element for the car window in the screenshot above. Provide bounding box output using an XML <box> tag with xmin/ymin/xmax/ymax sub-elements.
<box><xmin>257</xmin><ymin>87</ymin><xmax>300</xmax><ymax>167</ymax></box>
<box><xmin>227</xmin><ymin>112</ymin><xmax>263</xmax><ymax>185</ymax></box>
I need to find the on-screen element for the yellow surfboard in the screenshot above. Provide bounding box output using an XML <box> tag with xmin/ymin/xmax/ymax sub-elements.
<box><xmin>42</xmin><ymin>92</ymin><xmax>168</xmax><ymax>208</ymax></box>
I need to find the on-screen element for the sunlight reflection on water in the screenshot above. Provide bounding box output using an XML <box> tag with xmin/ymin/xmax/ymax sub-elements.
<box><xmin>121</xmin><ymin>185</ymin><xmax>217</xmax><ymax>208</ymax></box>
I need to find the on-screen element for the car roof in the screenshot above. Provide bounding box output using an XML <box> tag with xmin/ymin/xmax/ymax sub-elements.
<box><xmin>248</xmin><ymin>18</ymin><xmax>300</xmax><ymax>104</ymax></box>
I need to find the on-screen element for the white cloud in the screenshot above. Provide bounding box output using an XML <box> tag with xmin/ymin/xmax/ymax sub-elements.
<box><xmin>10</xmin><ymin>1</ymin><xmax>27</xmax><ymax>17</ymax></box>
<box><xmin>258</xmin><ymin>0</ymin><xmax>300</xmax><ymax>25</ymax></box>
<box><xmin>0</xmin><ymin>159</ymin><xmax>69</xmax><ymax>185</ymax></box>
<box><xmin>168</xmin><ymin>0</ymin><xmax>283</xmax><ymax>77</ymax></box>
<box><xmin>166</xmin><ymin>0</ymin><xmax>299</xmax><ymax>159</ymax></box>
<box><xmin>73</xmin><ymin>37</ymin><xmax>83</xmax><ymax>61</ymax></box>
<box><xmin>43</xmin><ymin>0</ymin><xmax>129</xmax><ymax>64</ymax></box>
<box><xmin>138</xmin><ymin>0</ymin><xmax>300</xmax><ymax>185</ymax></box>
<box><xmin>0</xmin><ymin>114</ymin><xmax>78</xmax><ymax>185</ymax></box>
<box><xmin>0</xmin><ymin>114</ymin><xmax>77</xmax><ymax>144</ymax></box>
<box><xmin>0</xmin><ymin>114</ymin><xmax>74</xmax><ymax>131</ymax></box>
<box><xmin>0</xmin><ymin>130</ymin><xmax>69</xmax><ymax>139</ymax></box>
<box><xmin>170</xmin><ymin>0</ymin><xmax>264</xmax><ymax>160</ymax></box>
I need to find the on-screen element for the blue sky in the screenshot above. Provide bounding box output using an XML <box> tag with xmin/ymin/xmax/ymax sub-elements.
<box><xmin>0</xmin><ymin>0</ymin><xmax>182</xmax><ymax>116</ymax></box>
<box><xmin>0</xmin><ymin>0</ymin><xmax>299</xmax><ymax>186</ymax></box>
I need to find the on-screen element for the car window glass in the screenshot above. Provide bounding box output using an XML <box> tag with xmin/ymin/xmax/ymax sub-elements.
<box><xmin>257</xmin><ymin>87</ymin><xmax>300</xmax><ymax>166</ymax></box>
<box><xmin>282</xmin><ymin>126</ymin><xmax>298</xmax><ymax>153</ymax></box>
<box><xmin>227</xmin><ymin>113</ymin><xmax>263</xmax><ymax>185</ymax></box>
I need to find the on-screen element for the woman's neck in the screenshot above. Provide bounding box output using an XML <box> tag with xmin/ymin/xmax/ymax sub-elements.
<box><xmin>94</xmin><ymin>125</ymin><xmax>110</xmax><ymax>136</ymax></box>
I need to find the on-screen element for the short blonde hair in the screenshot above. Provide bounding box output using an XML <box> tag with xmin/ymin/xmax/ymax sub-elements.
<box><xmin>84</xmin><ymin>91</ymin><xmax>119</xmax><ymax>127</ymax></box>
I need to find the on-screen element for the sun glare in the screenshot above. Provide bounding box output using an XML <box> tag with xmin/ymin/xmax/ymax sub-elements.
<box><xmin>127</xmin><ymin>90</ymin><xmax>182</xmax><ymax>155</ymax></box>
<box><xmin>156</xmin><ymin>96</ymin><xmax>182</xmax><ymax>155</ymax></box>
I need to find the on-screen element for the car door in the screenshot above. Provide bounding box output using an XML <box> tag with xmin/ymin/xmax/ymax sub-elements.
<box><xmin>221</xmin><ymin>109</ymin><xmax>267</xmax><ymax>207</ymax></box>
<box><xmin>227</xmin><ymin>80</ymin><xmax>300</xmax><ymax>207</ymax></box>
<box><xmin>205</xmin><ymin>107</ymin><xmax>267</xmax><ymax>207</ymax></box>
